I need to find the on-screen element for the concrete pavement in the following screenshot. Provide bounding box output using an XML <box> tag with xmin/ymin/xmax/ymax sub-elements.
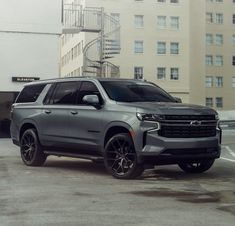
<box><xmin>0</xmin><ymin>135</ymin><xmax>235</xmax><ymax>226</ymax></box>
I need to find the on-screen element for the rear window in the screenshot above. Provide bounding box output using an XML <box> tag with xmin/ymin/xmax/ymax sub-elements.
<box><xmin>16</xmin><ymin>84</ymin><xmax>46</xmax><ymax>103</ymax></box>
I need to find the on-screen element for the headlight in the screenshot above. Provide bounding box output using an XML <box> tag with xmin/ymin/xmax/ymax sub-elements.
<box><xmin>215</xmin><ymin>114</ymin><xmax>219</xmax><ymax>120</ymax></box>
<box><xmin>136</xmin><ymin>113</ymin><xmax>164</xmax><ymax>122</ymax></box>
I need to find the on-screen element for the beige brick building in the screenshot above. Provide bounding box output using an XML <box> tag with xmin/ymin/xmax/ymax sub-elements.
<box><xmin>60</xmin><ymin>0</ymin><xmax>235</xmax><ymax>110</ymax></box>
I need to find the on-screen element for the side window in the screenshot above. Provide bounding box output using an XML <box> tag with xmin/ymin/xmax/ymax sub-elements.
<box><xmin>43</xmin><ymin>84</ymin><xmax>56</xmax><ymax>105</ymax></box>
<box><xmin>51</xmin><ymin>82</ymin><xmax>79</xmax><ymax>105</ymax></box>
<box><xmin>16</xmin><ymin>84</ymin><xmax>46</xmax><ymax>103</ymax></box>
<box><xmin>77</xmin><ymin>82</ymin><xmax>102</xmax><ymax>105</ymax></box>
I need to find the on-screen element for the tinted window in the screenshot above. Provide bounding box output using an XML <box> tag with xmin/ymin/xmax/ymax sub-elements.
<box><xmin>43</xmin><ymin>84</ymin><xmax>56</xmax><ymax>105</ymax></box>
<box><xmin>51</xmin><ymin>82</ymin><xmax>79</xmax><ymax>105</ymax></box>
<box><xmin>77</xmin><ymin>82</ymin><xmax>102</xmax><ymax>104</ymax></box>
<box><xmin>100</xmin><ymin>81</ymin><xmax>175</xmax><ymax>103</ymax></box>
<box><xmin>16</xmin><ymin>84</ymin><xmax>46</xmax><ymax>103</ymax></box>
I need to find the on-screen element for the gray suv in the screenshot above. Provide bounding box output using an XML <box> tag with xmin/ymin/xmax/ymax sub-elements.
<box><xmin>11</xmin><ymin>77</ymin><xmax>221</xmax><ymax>179</ymax></box>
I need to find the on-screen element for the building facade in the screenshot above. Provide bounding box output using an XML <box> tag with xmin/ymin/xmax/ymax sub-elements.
<box><xmin>0</xmin><ymin>0</ymin><xmax>62</xmax><ymax>138</ymax></box>
<box><xmin>205</xmin><ymin>0</ymin><xmax>235</xmax><ymax>110</ymax></box>
<box><xmin>60</xmin><ymin>0</ymin><xmax>235</xmax><ymax>110</ymax></box>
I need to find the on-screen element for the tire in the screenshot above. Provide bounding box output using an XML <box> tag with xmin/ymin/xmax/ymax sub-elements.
<box><xmin>178</xmin><ymin>159</ymin><xmax>215</xmax><ymax>174</ymax></box>
<box><xmin>104</xmin><ymin>133</ymin><xmax>144</xmax><ymax>179</ymax></box>
<box><xmin>20</xmin><ymin>128</ymin><xmax>47</xmax><ymax>166</ymax></box>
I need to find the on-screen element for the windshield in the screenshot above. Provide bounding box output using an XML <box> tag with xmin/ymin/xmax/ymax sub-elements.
<box><xmin>100</xmin><ymin>81</ymin><xmax>176</xmax><ymax>103</ymax></box>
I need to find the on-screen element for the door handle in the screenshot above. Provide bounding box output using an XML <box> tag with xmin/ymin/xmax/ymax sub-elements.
<box><xmin>44</xmin><ymin>110</ymin><xmax>51</xmax><ymax>114</ymax></box>
<box><xmin>70</xmin><ymin>111</ymin><xmax>78</xmax><ymax>115</ymax></box>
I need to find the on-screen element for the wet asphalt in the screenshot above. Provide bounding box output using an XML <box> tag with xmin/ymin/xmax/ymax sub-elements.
<box><xmin>0</xmin><ymin>132</ymin><xmax>235</xmax><ymax>226</ymax></box>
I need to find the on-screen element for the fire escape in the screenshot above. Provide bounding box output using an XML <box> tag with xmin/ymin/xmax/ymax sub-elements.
<box><xmin>62</xmin><ymin>3</ymin><xmax>121</xmax><ymax>77</ymax></box>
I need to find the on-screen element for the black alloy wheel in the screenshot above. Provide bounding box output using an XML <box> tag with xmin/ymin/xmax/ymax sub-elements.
<box><xmin>20</xmin><ymin>129</ymin><xmax>47</xmax><ymax>166</ymax></box>
<box><xmin>104</xmin><ymin>133</ymin><xmax>144</xmax><ymax>179</ymax></box>
<box><xmin>178</xmin><ymin>159</ymin><xmax>215</xmax><ymax>174</ymax></box>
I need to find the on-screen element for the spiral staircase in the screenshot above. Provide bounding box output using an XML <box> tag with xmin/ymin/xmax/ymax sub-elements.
<box><xmin>62</xmin><ymin>3</ymin><xmax>120</xmax><ymax>77</ymax></box>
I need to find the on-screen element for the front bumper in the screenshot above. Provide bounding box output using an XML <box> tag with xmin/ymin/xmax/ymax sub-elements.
<box><xmin>137</xmin><ymin>129</ymin><xmax>221</xmax><ymax>165</ymax></box>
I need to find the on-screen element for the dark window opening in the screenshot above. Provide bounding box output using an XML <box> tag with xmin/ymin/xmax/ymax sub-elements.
<box><xmin>0</xmin><ymin>92</ymin><xmax>19</xmax><ymax>138</ymax></box>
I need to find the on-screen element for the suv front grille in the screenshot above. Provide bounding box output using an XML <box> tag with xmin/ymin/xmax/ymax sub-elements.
<box><xmin>158</xmin><ymin>115</ymin><xmax>217</xmax><ymax>138</ymax></box>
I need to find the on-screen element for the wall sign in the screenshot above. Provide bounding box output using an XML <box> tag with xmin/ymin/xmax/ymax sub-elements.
<box><xmin>12</xmin><ymin>77</ymin><xmax>40</xmax><ymax>83</ymax></box>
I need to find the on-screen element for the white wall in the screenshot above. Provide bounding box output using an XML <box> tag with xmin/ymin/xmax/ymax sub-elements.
<box><xmin>0</xmin><ymin>0</ymin><xmax>62</xmax><ymax>92</ymax></box>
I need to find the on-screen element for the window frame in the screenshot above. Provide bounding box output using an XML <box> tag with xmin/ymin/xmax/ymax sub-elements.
<box><xmin>134</xmin><ymin>67</ymin><xmax>144</xmax><ymax>80</ymax></box>
<box><xmin>157</xmin><ymin>41</ymin><xmax>166</xmax><ymax>54</ymax></box>
<box><xmin>170</xmin><ymin>42</ymin><xmax>179</xmax><ymax>54</ymax></box>
<box><xmin>157</xmin><ymin>67</ymin><xmax>166</xmax><ymax>80</ymax></box>
<box><xmin>134</xmin><ymin>40</ymin><xmax>144</xmax><ymax>54</ymax></box>
<box><xmin>134</xmin><ymin>15</ymin><xmax>144</xmax><ymax>28</ymax></box>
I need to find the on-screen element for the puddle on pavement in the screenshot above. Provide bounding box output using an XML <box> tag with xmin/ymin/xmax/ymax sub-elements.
<box><xmin>125</xmin><ymin>189</ymin><xmax>235</xmax><ymax>215</ymax></box>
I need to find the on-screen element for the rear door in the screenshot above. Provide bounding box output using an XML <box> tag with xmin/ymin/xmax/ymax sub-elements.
<box><xmin>39</xmin><ymin>81</ymin><xmax>80</xmax><ymax>146</ymax></box>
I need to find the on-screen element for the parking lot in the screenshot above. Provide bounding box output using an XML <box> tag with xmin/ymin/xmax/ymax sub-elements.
<box><xmin>0</xmin><ymin>131</ymin><xmax>235</xmax><ymax>226</ymax></box>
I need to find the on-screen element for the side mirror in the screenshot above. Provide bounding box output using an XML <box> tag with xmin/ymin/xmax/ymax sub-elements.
<box><xmin>82</xmin><ymin>95</ymin><xmax>101</xmax><ymax>109</ymax></box>
<box><xmin>174</xmin><ymin>97</ymin><xmax>182</xmax><ymax>103</ymax></box>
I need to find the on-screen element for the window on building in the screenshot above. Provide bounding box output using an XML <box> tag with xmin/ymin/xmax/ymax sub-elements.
<box><xmin>215</xmin><ymin>55</ymin><xmax>223</xmax><ymax>66</ymax></box>
<box><xmin>206</xmin><ymin>12</ymin><xmax>213</xmax><ymax>23</ymax></box>
<box><xmin>135</xmin><ymin>15</ymin><xmax>144</xmax><ymax>28</ymax></box>
<box><xmin>215</xmin><ymin>76</ymin><xmax>223</xmax><ymax>87</ymax></box>
<box><xmin>157</xmin><ymin>0</ymin><xmax>166</xmax><ymax>3</ymax></box>
<box><xmin>111</xmin><ymin>13</ymin><xmax>120</xmax><ymax>22</ymax></box>
<box><xmin>206</xmin><ymin>55</ymin><xmax>213</xmax><ymax>66</ymax></box>
<box><xmin>215</xmin><ymin>0</ymin><xmax>223</xmax><ymax>2</ymax></box>
<box><xmin>170</xmin><ymin>42</ymin><xmax>179</xmax><ymax>54</ymax></box>
<box><xmin>157</xmin><ymin>67</ymin><xmax>166</xmax><ymax>80</ymax></box>
<box><xmin>206</xmin><ymin>97</ymin><xmax>213</xmax><ymax>108</ymax></box>
<box><xmin>206</xmin><ymin>34</ymin><xmax>213</xmax><ymax>45</ymax></box>
<box><xmin>134</xmin><ymin>67</ymin><xmax>144</xmax><ymax>79</ymax></box>
<box><xmin>157</xmin><ymin>42</ymin><xmax>166</xmax><ymax>54</ymax></box>
<box><xmin>134</xmin><ymin>41</ymin><xmax>144</xmax><ymax>53</ymax></box>
<box><xmin>215</xmin><ymin>34</ymin><xmax>223</xmax><ymax>45</ymax></box>
<box><xmin>232</xmin><ymin>77</ymin><xmax>235</xmax><ymax>87</ymax></box>
<box><xmin>76</xmin><ymin>43</ymin><xmax>81</xmax><ymax>56</ymax></box>
<box><xmin>233</xmin><ymin>35</ymin><xmax>235</xmax><ymax>45</ymax></box>
<box><xmin>170</xmin><ymin>0</ymin><xmax>179</xmax><ymax>3</ymax></box>
<box><xmin>232</xmin><ymin>56</ymin><xmax>235</xmax><ymax>66</ymax></box>
<box><xmin>216</xmin><ymin>97</ymin><xmax>223</xmax><ymax>108</ymax></box>
<box><xmin>206</xmin><ymin>76</ymin><xmax>213</xmax><ymax>87</ymax></box>
<box><xmin>170</xmin><ymin>16</ymin><xmax>179</xmax><ymax>29</ymax></box>
<box><xmin>233</xmin><ymin>14</ymin><xmax>235</xmax><ymax>24</ymax></box>
<box><xmin>97</xmin><ymin>13</ymin><xmax>101</xmax><ymax>26</ymax></box>
<box><xmin>170</xmin><ymin>68</ymin><xmax>179</xmax><ymax>80</ymax></box>
<box><xmin>215</xmin><ymin>13</ymin><xmax>223</xmax><ymax>24</ymax></box>
<box><xmin>157</xmin><ymin>16</ymin><xmax>166</xmax><ymax>29</ymax></box>
<box><xmin>206</xmin><ymin>98</ymin><xmax>213</xmax><ymax>108</ymax></box>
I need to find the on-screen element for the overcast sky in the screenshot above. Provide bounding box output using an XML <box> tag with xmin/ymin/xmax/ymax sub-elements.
<box><xmin>0</xmin><ymin>0</ymin><xmax>62</xmax><ymax>33</ymax></box>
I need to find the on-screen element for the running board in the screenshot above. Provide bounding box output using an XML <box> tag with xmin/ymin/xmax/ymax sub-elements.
<box><xmin>44</xmin><ymin>151</ymin><xmax>104</xmax><ymax>161</ymax></box>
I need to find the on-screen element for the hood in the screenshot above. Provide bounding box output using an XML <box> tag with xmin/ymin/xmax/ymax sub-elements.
<box><xmin>117</xmin><ymin>102</ymin><xmax>217</xmax><ymax>115</ymax></box>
